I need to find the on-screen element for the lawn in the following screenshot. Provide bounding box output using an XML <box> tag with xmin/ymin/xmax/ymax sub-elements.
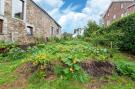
<box><xmin>0</xmin><ymin>39</ymin><xmax>135</xmax><ymax>89</ymax></box>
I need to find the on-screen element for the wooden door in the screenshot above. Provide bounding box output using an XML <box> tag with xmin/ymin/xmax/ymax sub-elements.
<box><xmin>0</xmin><ymin>19</ymin><xmax>3</xmax><ymax>33</ymax></box>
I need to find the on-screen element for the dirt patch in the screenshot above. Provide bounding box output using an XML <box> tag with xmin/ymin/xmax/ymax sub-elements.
<box><xmin>123</xmin><ymin>53</ymin><xmax>135</xmax><ymax>61</ymax></box>
<box><xmin>80</xmin><ymin>61</ymin><xmax>115</xmax><ymax>77</ymax></box>
<box><xmin>0</xmin><ymin>62</ymin><xmax>34</xmax><ymax>89</ymax></box>
<box><xmin>0</xmin><ymin>60</ymin><xmax>115</xmax><ymax>89</ymax></box>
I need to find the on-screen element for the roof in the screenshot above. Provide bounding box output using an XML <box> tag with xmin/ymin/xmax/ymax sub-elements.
<box><xmin>31</xmin><ymin>0</ymin><xmax>61</xmax><ymax>28</ymax></box>
<box><xmin>103</xmin><ymin>0</ymin><xmax>134</xmax><ymax>18</ymax></box>
<box><xmin>127</xmin><ymin>3</ymin><xmax>135</xmax><ymax>8</ymax></box>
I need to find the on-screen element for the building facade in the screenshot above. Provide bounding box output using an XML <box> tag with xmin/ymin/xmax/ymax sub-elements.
<box><xmin>103</xmin><ymin>0</ymin><xmax>135</xmax><ymax>26</ymax></box>
<box><xmin>0</xmin><ymin>0</ymin><xmax>61</xmax><ymax>44</ymax></box>
<box><xmin>72</xmin><ymin>28</ymin><xmax>85</xmax><ymax>38</ymax></box>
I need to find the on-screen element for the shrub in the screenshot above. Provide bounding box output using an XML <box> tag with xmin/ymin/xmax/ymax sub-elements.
<box><xmin>55</xmin><ymin>57</ymin><xmax>90</xmax><ymax>83</ymax></box>
<box><xmin>62</xmin><ymin>32</ymin><xmax>73</xmax><ymax>40</ymax></box>
<box><xmin>107</xmin><ymin>13</ymin><xmax>135</xmax><ymax>54</ymax></box>
<box><xmin>7</xmin><ymin>47</ymin><xmax>26</xmax><ymax>60</ymax></box>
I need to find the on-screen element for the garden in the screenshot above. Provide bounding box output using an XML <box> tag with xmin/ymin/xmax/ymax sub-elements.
<box><xmin>0</xmin><ymin>13</ymin><xmax>135</xmax><ymax>89</ymax></box>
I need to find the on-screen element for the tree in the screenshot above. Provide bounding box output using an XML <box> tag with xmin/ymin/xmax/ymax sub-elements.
<box><xmin>84</xmin><ymin>20</ymin><xmax>100</xmax><ymax>37</ymax></box>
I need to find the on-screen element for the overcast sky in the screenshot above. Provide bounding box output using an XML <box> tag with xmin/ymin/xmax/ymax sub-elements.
<box><xmin>33</xmin><ymin>0</ymin><xmax>112</xmax><ymax>33</ymax></box>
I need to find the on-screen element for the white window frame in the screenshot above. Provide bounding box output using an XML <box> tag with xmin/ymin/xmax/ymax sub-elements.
<box><xmin>0</xmin><ymin>0</ymin><xmax>4</xmax><ymax>15</ymax></box>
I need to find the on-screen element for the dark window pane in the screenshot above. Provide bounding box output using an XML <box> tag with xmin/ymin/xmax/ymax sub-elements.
<box><xmin>57</xmin><ymin>29</ymin><xmax>59</xmax><ymax>34</ymax></box>
<box><xmin>0</xmin><ymin>19</ymin><xmax>3</xmax><ymax>33</ymax></box>
<box><xmin>13</xmin><ymin>0</ymin><xmax>24</xmax><ymax>20</ymax></box>
<box><xmin>51</xmin><ymin>27</ymin><xmax>54</xmax><ymax>35</ymax></box>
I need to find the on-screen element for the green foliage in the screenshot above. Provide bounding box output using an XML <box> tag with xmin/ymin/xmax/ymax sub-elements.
<box><xmin>55</xmin><ymin>57</ymin><xmax>90</xmax><ymax>83</ymax></box>
<box><xmin>84</xmin><ymin>20</ymin><xmax>100</xmax><ymax>37</ymax></box>
<box><xmin>115</xmin><ymin>60</ymin><xmax>135</xmax><ymax>80</ymax></box>
<box><xmin>107</xmin><ymin>13</ymin><xmax>135</xmax><ymax>54</ymax></box>
<box><xmin>101</xmin><ymin>74</ymin><xmax>135</xmax><ymax>89</ymax></box>
<box><xmin>7</xmin><ymin>47</ymin><xmax>26</xmax><ymax>60</ymax></box>
<box><xmin>29</xmin><ymin>70</ymin><xmax>46</xmax><ymax>85</ymax></box>
<box><xmin>85</xmin><ymin>13</ymin><xmax>135</xmax><ymax>54</ymax></box>
<box><xmin>47</xmin><ymin>36</ymin><xmax>61</xmax><ymax>43</ymax></box>
<box><xmin>62</xmin><ymin>32</ymin><xmax>73</xmax><ymax>40</ymax></box>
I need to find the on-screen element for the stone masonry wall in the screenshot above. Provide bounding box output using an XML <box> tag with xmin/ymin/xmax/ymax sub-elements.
<box><xmin>26</xmin><ymin>0</ymin><xmax>61</xmax><ymax>39</ymax></box>
<box><xmin>0</xmin><ymin>0</ymin><xmax>61</xmax><ymax>44</ymax></box>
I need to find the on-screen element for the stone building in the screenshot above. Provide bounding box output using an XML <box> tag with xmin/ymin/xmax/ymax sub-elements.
<box><xmin>103</xmin><ymin>0</ymin><xmax>135</xmax><ymax>26</ymax></box>
<box><xmin>0</xmin><ymin>0</ymin><xmax>61</xmax><ymax>44</ymax></box>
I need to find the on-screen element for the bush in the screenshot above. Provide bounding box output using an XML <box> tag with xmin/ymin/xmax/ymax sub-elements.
<box><xmin>7</xmin><ymin>47</ymin><xmax>26</xmax><ymax>60</ymax></box>
<box><xmin>62</xmin><ymin>32</ymin><xmax>73</xmax><ymax>40</ymax></box>
<box><xmin>55</xmin><ymin>57</ymin><xmax>90</xmax><ymax>83</ymax></box>
<box><xmin>107</xmin><ymin>13</ymin><xmax>135</xmax><ymax>54</ymax></box>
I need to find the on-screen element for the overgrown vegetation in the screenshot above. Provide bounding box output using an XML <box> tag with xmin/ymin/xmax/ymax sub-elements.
<box><xmin>0</xmin><ymin>13</ymin><xmax>135</xmax><ymax>89</ymax></box>
<box><xmin>84</xmin><ymin>13</ymin><xmax>135</xmax><ymax>54</ymax></box>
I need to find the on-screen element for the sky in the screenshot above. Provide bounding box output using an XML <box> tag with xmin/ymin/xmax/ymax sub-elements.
<box><xmin>33</xmin><ymin>0</ymin><xmax>112</xmax><ymax>33</ymax></box>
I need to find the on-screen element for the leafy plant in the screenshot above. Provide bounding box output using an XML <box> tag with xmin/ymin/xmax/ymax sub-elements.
<box><xmin>7</xmin><ymin>47</ymin><xmax>26</xmax><ymax>60</ymax></box>
<box><xmin>115</xmin><ymin>60</ymin><xmax>135</xmax><ymax>80</ymax></box>
<box><xmin>55</xmin><ymin>57</ymin><xmax>90</xmax><ymax>83</ymax></box>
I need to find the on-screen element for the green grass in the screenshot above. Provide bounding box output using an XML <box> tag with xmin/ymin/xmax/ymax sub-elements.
<box><xmin>0</xmin><ymin>60</ymin><xmax>23</xmax><ymax>85</ymax></box>
<box><xmin>101</xmin><ymin>75</ymin><xmax>135</xmax><ymax>89</ymax></box>
<box><xmin>0</xmin><ymin>40</ymin><xmax>135</xmax><ymax>89</ymax></box>
<box><xmin>28</xmin><ymin>77</ymin><xmax>85</xmax><ymax>89</ymax></box>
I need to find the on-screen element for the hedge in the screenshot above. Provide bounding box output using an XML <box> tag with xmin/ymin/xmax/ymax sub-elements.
<box><xmin>107</xmin><ymin>13</ymin><xmax>135</xmax><ymax>54</ymax></box>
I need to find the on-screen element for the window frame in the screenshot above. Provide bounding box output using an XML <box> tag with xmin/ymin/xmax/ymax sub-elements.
<box><xmin>107</xmin><ymin>20</ymin><xmax>110</xmax><ymax>26</ymax></box>
<box><xmin>51</xmin><ymin>27</ymin><xmax>54</xmax><ymax>35</ymax></box>
<box><xmin>26</xmin><ymin>26</ymin><xmax>33</xmax><ymax>36</ymax></box>
<box><xmin>12</xmin><ymin>0</ymin><xmax>25</xmax><ymax>20</ymax></box>
<box><xmin>121</xmin><ymin>4</ymin><xmax>124</xmax><ymax>9</ymax></box>
<box><xmin>113</xmin><ymin>14</ymin><xmax>116</xmax><ymax>19</ymax></box>
<box><xmin>56</xmin><ymin>29</ymin><xmax>59</xmax><ymax>34</ymax></box>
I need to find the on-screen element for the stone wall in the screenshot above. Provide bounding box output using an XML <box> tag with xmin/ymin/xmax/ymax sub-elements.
<box><xmin>26</xmin><ymin>0</ymin><xmax>61</xmax><ymax>39</ymax></box>
<box><xmin>0</xmin><ymin>0</ymin><xmax>61</xmax><ymax>44</ymax></box>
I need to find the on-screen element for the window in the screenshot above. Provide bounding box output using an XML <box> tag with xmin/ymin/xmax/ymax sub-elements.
<box><xmin>107</xmin><ymin>13</ymin><xmax>109</xmax><ymax>16</ymax></box>
<box><xmin>57</xmin><ymin>29</ymin><xmax>59</xmax><ymax>34</ymax></box>
<box><xmin>121</xmin><ymin>4</ymin><xmax>123</xmax><ymax>9</ymax></box>
<box><xmin>26</xmin><ymin>26</ymin><xmax>33</xmax><ymax>35</ymax></box>
<box><xmin>51</xmin><ymin>27</ymin><xmax>54</xmax><ymax>35</ymax></box>
<box><xmin>0</xmin><ymin>0</ymin><xmax>4</xmax><ymax>15</ymax></box>
<box><xmin>113</xmin><ymin>14</ymin><xmax>116</xmax><ymax>19</ymax></box>
<box><xmin>0</xmin><ymin>19</ymin><xmax>3</xmax><ymax>33</ymax></box>
<box><xmin>13</xmin><ymin>0</ymin><xmax>24</xmax><ymax>20</ymax></box>
<box><xmin>107</xmin><ymin>20</ymin><xmax>110</xmax><ymax>26</ymax></box>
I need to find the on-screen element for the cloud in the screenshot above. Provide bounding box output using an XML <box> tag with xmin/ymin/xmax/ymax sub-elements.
<box><xmin>33</xmin><ymin>0</ymin><xmax>64</xmax><ymax>10</ymax></box>
<box><xmin>33</xmin><ymin>0</ymin><xmax>112</xmax><ymax>33</ymax></box>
